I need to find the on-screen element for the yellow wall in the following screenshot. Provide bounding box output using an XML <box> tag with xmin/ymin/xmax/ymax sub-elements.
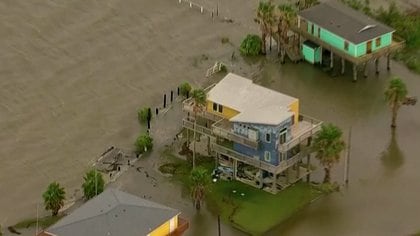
<box><xmin>206</xmin><ymin>100</ymin><xmax>239</xmax><ymax>119</ymax></box>
<box><xmin>148</xmin><ymin>215</ymin><xmax>178</xmax><ymax>236</ymax></box>
<box><xmin>288</xmin><ymin>99</ymin><xmax>300</xmax><ymax>126</ymax></box>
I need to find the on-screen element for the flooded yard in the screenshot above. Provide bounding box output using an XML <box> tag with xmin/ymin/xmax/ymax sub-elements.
<box><xmin>0</xmin><ymin>0</ymin><xmax>419</xmax><ymax>235</ymax></box>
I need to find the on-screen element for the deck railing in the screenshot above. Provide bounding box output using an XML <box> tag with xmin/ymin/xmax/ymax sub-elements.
<box><xmin>278</xmin><ymin>114</ymin><xmax>322</xmax><ymax>152</ymax></box>
<box><xmin>212</xmin><ymin>143</ymin><xmax>307</xmax><ymax>174</ymax></box>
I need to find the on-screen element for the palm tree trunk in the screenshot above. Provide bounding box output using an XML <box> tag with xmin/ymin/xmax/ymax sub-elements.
<box><xmin>262</xmin><ymin>32</ymin><xmax>266</xmax><ymax>55</ymax></box>
<box><xmin>391</xmin><ymin>102</ymin><xmax>398</xmax><ymax>128</ymax></box>
<box><xmin>193</xmin><ymin>112</ymin><xmax>197</xmax><ymax>169</ymax></box>
<box><xmin>323</xmin><ymin>167</ymin><xmax>331</xmax><ymax>183</ymax></box>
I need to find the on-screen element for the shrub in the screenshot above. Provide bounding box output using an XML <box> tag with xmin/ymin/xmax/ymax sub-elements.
<box><xmin>240</xmin><ymin>34</ymin><xmax>262</xmax><ymax>56</ymax></box>
<box><xmin>179</xmin><ymin>82</ymin><xmax>192</xmax><ymax>98</ymax></box>
<box><xmin>82</xmin><ymin>170</ymin><xmax>105</xmax><ymax>200</ymax></box>
<box><xmin>135</xmin><ymin>134</ymin><xmax>153</xmax><ymax>154</ymax></box>
<box><xmin>137</xmin><ymin>107</ymin><xmax>151</xmax><ymax>124</ymax></box>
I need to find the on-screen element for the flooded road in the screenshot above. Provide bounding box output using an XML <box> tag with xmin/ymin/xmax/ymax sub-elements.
<box><xmin>0</xmin><ymin>0</ymin><xmax>419</xmax><ymax>235</ymax></box>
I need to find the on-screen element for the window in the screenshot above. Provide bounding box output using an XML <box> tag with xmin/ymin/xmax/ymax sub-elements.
<box><xmin>264</xmin><ymin>151</ymin><xmax>271</xmax><ymax>162</ymax></box>
<box><xmin>218</xmin><ymin>104</ymin><xmax>223</xmax><ymax>113</ymax></box>
<box><xmin>376</xmin><ymin>37</ymin><xmax>381</xmax><ymax>47</ymax></box>
<box><xmin>279</xmin><ymin>128</ymin><xmax>287</xmax><ymax>144</ymax></box>
<box><xmin>317</xmin><ymin>28</ymin><xmax>321</xmax><ymax>38</ymax></box>
<box><xmin>213</xmin><ymin>103</ymin><xmax>218</xmax><ymax>111</ymax></box>
<box><xmin>279</xmin><ymin>153</ymin><xmax>284</xmax><ymax>162</ymax></box>
<box><xmin>311</xmin><ymin>24</ymin><xmax>314</xmax><ymax>35</ymax></box>
<box><xmin>291</xmin><ymin>115</ymin><xmax>295</xmax><ymax>125</ymax></box>
<box><xmin>344</xmin><ymin>41</ymin><xmax>349</xmax><ymax>51</ymax></box>
<box><xmin>265</xmin><ymin>133</ymin><xmax>271</xmax><ymax>143</ymax></box>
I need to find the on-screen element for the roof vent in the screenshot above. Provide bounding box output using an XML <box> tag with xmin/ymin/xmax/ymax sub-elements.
<box><xmin>358</xmin><ymin>25</ymin><xmax>376</xmax><ymax>33</ymax></box>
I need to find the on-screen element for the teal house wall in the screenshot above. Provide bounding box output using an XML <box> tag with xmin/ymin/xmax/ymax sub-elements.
<box><xmin>302</xmin><ymin>41</ymin><xmax>321</xmax><ymax>64</ymax></box>
<box><xmin>306</xmin><ymin>21</ymin><xmax>393</xmax><ymax>58</ymax></box>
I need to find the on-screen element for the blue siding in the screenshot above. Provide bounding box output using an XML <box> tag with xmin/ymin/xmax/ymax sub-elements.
<box><xmin>232</xmin><ymin>118</ymin><xmax>293</xmax><ymax>166</ymax></box>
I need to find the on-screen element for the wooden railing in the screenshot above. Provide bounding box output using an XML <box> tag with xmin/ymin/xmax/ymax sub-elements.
<box><xmin>212</xmin><ymin>143</ymin><xmax>307</xmax><ymax>174</ymax></box>
<box><xmin>170</xmin><ymin>217</ymin><xmax>189</xmax><ymax>236</ymax></box>
<box><xmin>182</xmin><ymin>117</ymin><xmax>259</xmax><ymax>149</ymax></box>
<box><xmin>182</xmin><ymin>118</ymin><xmax>213</xmax><ymax>136</ymax></box>
<box><xmin>278</xmin><ymin>114</ymin><xmax>322</xmax><ymax>152</ymax></box>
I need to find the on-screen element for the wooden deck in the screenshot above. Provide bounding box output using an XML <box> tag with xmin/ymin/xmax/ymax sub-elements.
<box><xmin>292</xmin><ymin>25</ymin><xmax>405</xmax><ymax>66</ymax></box>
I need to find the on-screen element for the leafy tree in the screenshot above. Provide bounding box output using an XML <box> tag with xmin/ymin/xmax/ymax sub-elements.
<box><xmin>82</xmin><ymin>170</ymin><xmax>105</xmax><ymax>200</ymax></box>
<box><xmin>134</xmin><ymin>133</ymin><xmax>153</xmax><ymax>155</ymax></box>
<box><xmin>312</xmin><ymin>124</ymin><xmax>346</xmax><ymax>183</ymax></box>
<box><xmin>191</xmin><ymin>89</ymin><xmax>206</xmax><ymax>169</ymax></box>
<box><xmin>384</xmin><ymin>78</ymin><xmax>416</xmax><ymax>128</ymax></box>
<box><xmin>137</xmin><ymin>107</ymin><xmax>151</xmax><ymax>124</ymax></box>
<box><xmin>240</xmin><ymin>34</ymin><xmax>263</xmax><ymax>56</ymax></box>
<box><xmin>179</xmin><ymin>82</ymin><xmax>192</xmax><ymax>98</ymax></box>
<box><xmin>190</xmin><ymin>167</ymin><xmax>210</xmax><ymax>210</ymax></box>
<box><xmin>254</xmin><ymin>0</ymin><xmax>276</xmax><ymax>54</ymax></box>
<box><xmin>42</xmin><ymin>182</ymin><xmax>66</xmax><ymax>216</ymax></box>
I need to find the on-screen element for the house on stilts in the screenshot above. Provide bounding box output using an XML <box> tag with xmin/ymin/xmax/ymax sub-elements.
<box><xmin>182</xmin><ymin>73</ymin><xmax>322</xmax><ymax>193</ymax></box>
<box><xmin>294</xmin><ymin>0</ymin><xmax>404</xmax><ymax>81</ymax></box>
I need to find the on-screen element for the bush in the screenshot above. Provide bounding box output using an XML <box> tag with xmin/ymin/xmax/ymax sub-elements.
<box><xmin>137</xmin><ymin>107</ymin><xmax>151</xmax><ymax>124</ymax></box>
<box><xmin>240</xmin><ymin>34</ymin><xmax>262</xmax><ymax>56</ymax></box>
<box><xmin>179</xmin><ymin>82</ymin><xmax>192</xmax><ymax>98</ymax></box>
<box><xmin>82</xmin><ymin>170</ymin><xmax>105</xmax><ymax>200</ymax></box>
<box><xmin>135</xmin><ymin>134</ymin><xmax>153</xmax><ymax>154</ymax></box>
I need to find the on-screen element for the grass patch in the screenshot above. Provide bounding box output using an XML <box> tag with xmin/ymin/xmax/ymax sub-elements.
<box><xmin>13</xmin><ymin>215</ymin><xmax>64</xmax><ymax>229</ymax></box>
<box><xmin>160</xmin><ymin>149</ymin><xmax>323</xmax><ymax>235</ymax></box>
<box><xmin>207</xmin><ymin>180</ymin><xmax>323</xmax><ymax>235</ymax></box>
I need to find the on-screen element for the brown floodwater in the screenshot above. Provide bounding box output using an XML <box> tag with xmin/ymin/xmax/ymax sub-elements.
<box><xmin>1</xmin><ymin>0</ymin><xmax>419</xmax><ymax>235</ymax></box>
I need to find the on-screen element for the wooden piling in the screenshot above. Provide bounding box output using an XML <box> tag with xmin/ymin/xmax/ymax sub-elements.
<box><xmin>363</xmin><ymin>63</ymin><xmax>368</xmax><ymax>78</ymax></box>
<box><xmin>375</xmin><ymin>58</ymin><xmax>379</xmax><ymax>74</ymax></box>
<box><xmin>330</xmin><ymin>51</ymin><xmax>334</xmax><ymax>68</ymax></box>
<box><xmin>352</xmin><ymin>64</ymin><xmax>357</xmax><ymax>82</ymax></box>
<box><xmin>387</xmin><ymin>54</ymin><xmax>391</xmax><ymax>71</ymax></box>
<box><xmin>163</xmin><ymin>94</ymin><xmax>166</xmax><ymax>108</ymax></box>
<box><xmin>341</xmin><ymin>58</ymin><xmax>345</xmax><ymax>75</ymax></box>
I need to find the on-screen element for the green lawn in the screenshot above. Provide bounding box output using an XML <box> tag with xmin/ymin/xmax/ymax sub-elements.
<box><xmin>207</xmin><ymin>180</ymin><xmax>322</xmax><ymax>235</ymax></box>
<box><xmin>160</xmin><ymin>149</ymin><xmax>323</xmax><ymax>235</ymax></box>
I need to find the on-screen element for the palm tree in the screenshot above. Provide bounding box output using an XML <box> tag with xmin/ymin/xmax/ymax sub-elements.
<box><xmin>42</xmin><ymin>182</ymin><xmax>66</xmax><ymax>216</ymax></box>
<box><xmin>312</xmin><ymin>124</ymin><xmax>346</xmax><ymax>183</ymax></box>
<box><xmin>191</xmin><ymin>89</ymin><xmax>206</xmax><ymax>169</ymax></box>
<box><xmin>82</xmin><ymin>169</ymin><xmax>105</xmax><ymax>200</ymax></box>
<box><xmin>277</xmin><ymin>4</ymin><xmax>297</xmax><ymax>57</ymax></box>
<box><xmin>255</xmin><ymin>0</ymin><xmax>276</xmax><ymax>54</ymax></box>
<box><xmin>384</xmin><ymin>78</ymin><xmax>416</xmax><ymax>128</ymax></box>
<box><xmin>190</xmin><ymin>167</ymin><xmax>210</xmax><ymax>210</ymax></box>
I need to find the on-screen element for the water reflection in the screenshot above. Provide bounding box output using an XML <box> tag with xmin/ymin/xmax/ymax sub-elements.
<box><xmin>380</xmin><ymin>129</ymin><xmax>404</xmax><ymax>176</ymax></box>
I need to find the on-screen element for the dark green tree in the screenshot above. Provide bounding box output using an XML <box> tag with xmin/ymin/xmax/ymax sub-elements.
<box><xmin>191</xmin><ymin>89</ymin><xmax>206</xmax><ymax>169</ymax></box>
<box><xmin>312</xmin><ymin>124</ymin><xmax>346</xmax><ymax>183</ymax></box>
<box><xmin>190</xmin><ymin>167</ymin><xmax>210</xmax><ymax>210</ymax></box>
<box><xmin>240</xmin><ymin>34</ymin><xmax>263</xmax><ymax>56</ymax></box>
<box><xmin>179</xmin><ymin>82</ymin><xmax>192</xmax><ymax>98</ymax></box>
<box><xmin>82</xmin><ymin>170</ymin><xmax>105</xmax><ymax>200</ymax></box>
<box><xmin>42</xmin><ymin>182</ymin><xmax>66</xmax><ymax>216</ymax></box>
<box><xmin>134</xmin><ymin>133</ymin><xmax>153</xmax><ymax>155</ymax></box>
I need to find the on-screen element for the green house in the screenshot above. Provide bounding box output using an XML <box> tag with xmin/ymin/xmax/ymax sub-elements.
<box><xmin>298</xmin><ymin>1</ymin><xmax>395</xmax><ymax>58</ymax></box>
<box><xmin>296</xmin><ymin>0</ymin><xmax>402</xmax><ymax>77</ymax></box>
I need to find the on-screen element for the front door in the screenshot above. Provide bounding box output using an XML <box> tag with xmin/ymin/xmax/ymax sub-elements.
<box><xmin>367</xmin><ymin>41</ymin><xmax>372</xmax><ymax>54</ymax></box>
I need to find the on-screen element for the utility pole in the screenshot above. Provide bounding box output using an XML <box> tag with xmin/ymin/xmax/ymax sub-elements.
<box><xmin>217</xmin><ymin>215</ymin><xmax>221</xmax><ymax>236</ymax></box>
<box><xmin>344</xmin><ymin>126</ymin><xmax>352</xmax><ymax>185</ymax></box>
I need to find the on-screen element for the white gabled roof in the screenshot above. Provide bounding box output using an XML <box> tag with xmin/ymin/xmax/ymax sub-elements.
<box><xmin>207</xmin><ymin>73</ymin><xmax>297</xmax><ymax>126</ymax></box>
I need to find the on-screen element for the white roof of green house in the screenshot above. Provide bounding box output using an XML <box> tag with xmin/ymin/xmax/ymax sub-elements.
<box><xmin>207</xmin><ymin>73</ymin><xmax>295</xmax><ymax>125</ymax></box>
<box><xmin>299</xmin><ymin>0</ymin><xmax>394</xmax><ymax>44</ymax></box>
<box><xmin>45</xmin><ymin>189</ymin><xmax>179</xmax><ymax>236</ymax></box>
